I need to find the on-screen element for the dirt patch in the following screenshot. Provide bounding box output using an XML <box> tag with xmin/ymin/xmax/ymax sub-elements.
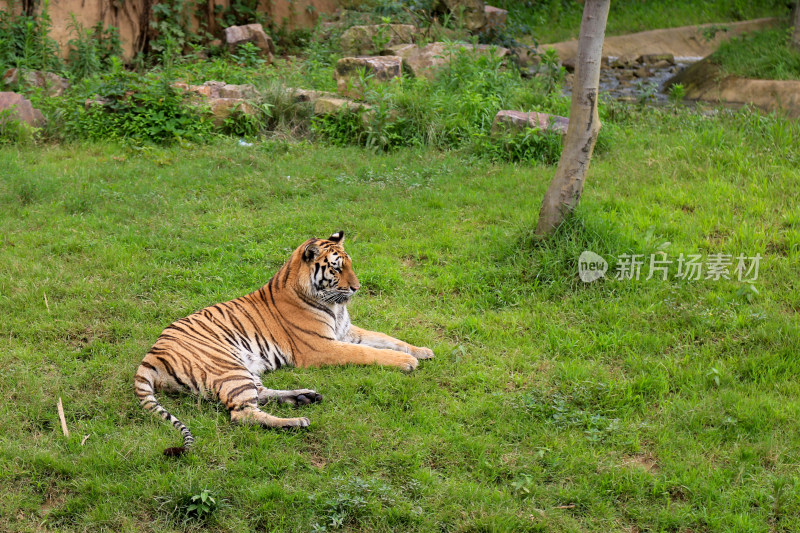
<box><xmin>621</xmin><ymin>453</ymin><xmax>659</xmax><ymax>473</ymax></box>
<box><xmin>540</xmin><ymin>17</ymin><xmax>779</xmax><ymax>62</ymax></box>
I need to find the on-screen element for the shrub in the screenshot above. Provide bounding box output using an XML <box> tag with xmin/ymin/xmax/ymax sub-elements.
<box><xmin>42</xmin><ymin>59</ymin><xmax>214</xmax><ymax>144</ymax></box>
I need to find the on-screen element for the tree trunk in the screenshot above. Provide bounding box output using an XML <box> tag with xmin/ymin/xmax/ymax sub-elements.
<box><xmin>792</xmin><ymin>0</ymin><xmax>800</xmax><ymax>51</ymax></box>
<box><xmin>535</xmin><ymin>0</ymin><xmax>610</xmax><ymax>237</ymax></box>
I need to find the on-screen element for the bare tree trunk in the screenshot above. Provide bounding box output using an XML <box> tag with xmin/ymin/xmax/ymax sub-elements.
<box><xmin>792</xmin><ymin>0</ymin><xmax>800</xmax><ymax>51</ymax></box>
<box><xmin>535</xmin><ymin>0</ymin><xmax>610</xmax><ymax>237</ymax></box>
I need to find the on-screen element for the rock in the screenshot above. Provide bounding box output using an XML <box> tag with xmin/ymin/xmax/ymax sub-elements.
<box><xmin>172</xmin><ymin>81</ymin><xmax>258</xmax><ymax>100</ymax></box>
<box><xmin>339</xmin><ymin>24</ymin><xmax>417</xmax><ymax>55</ymax></box>
<box><xmin>0</xmin><ymin>92</ymin><xmax>45</xmax><ymax>127</ymax></box>
<box><xmin>219</xmin><ymin>84</ymin><xmax>260</xmax><ymax>99</ymax></box>
<box><xmin>491</xmin><ymin>110</ymin><xmax>569</xmax><ymax>137</ymax></box>
<box><xmin>2</xmin><ymin>68</ymin><xmax>69</xmax><ymax>96</ymax></box>
<box><xmin>638</xmin><ymin>53</ymin><xmax>674</xmax><ymax>66</ymax></box>
<box><xmin>634</xmin><ymin>67</ymin><xmax>652</xmax><ymax>78</ymax></box>
<box><xmin>208</xmin><ymin>98</ymin><xmax>260</xmax><ymax>127</ymax></box>
<box><xmin>434</xmin><ymin>0</ymin><xmax>487</xmax><ymax>31</ymax></box>
<box><xmin>618</xmin><ymin>69</ymin><xmax>636</xmax><ymax>81</ymax></box>
<box><xmin>511</xmin><ymin>46</ymin><xmax>538</xmax><ymax>68</ymax></box>
<box><xmin>84</xmin><ymin>96</ymin><xmax>111</xmax><ymax>110</ymax></box>
<box><xmin>483</xmin><ymin>5</ymin><xmax>508</xmax><ymax>31</ymax></box>
<box><xmin>334</xmin><ymin>56</ymin><xmax>403</xmax><ymax>99</ymax></box>
<box><xmin>385</xmin><ymin>42</ymin><xmax>509</xmax><ymax>80</ymax></box>
<box><xmin>285</xmin><ymin>88</ymin><xmax>337</xmax><ymax>103</ymax></box>
<box><xmin>611</xmin><ymin>54</ymin><xmax>639</xmax><ymax>69</ymax></box>
<box><xmin>561</xmin><ymin>56</ymin><xmax>576</xmax><ymax>73</ymax></box>
<box><xmin>313</xmin><ymin>96</ymin><xmax>371</xmax><ymax>115</ymax></box>
<box><xmin>652</xmin><ymin>59</ymin><xmax>672</xmax><ymax>70</ymax></box>
<box><xmin>223</xmin><ymin>24</ymin><xmax>274</xmax><ymax>62</ymax></box>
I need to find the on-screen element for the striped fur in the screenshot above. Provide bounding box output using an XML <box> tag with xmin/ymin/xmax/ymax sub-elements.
<box><xmin>134</xmin><ymin>231</ymin><xmax>434</xmax><ymax>456</ymax></box>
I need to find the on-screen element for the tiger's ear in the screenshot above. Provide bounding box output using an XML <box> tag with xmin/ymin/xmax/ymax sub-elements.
<box><xmin>328</xmin><ymin>230</ymin><xmax>345</xmax><ymax>244</ymax></box>
<box><xmin>303</xmin><ymin>243</ymin><xmax>321</xmax><ymax>262</ymax></box>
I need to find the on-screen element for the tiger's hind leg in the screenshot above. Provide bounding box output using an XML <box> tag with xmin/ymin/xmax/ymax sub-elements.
<box><xmin>256</xmin><ymin>385</ymin><xmax>323</xmax><ymax>406</ymax></box>
<box><xmin>221</xmin><ymin>379</ymin><xmax>310</xmax><ymax>429</ymax></box>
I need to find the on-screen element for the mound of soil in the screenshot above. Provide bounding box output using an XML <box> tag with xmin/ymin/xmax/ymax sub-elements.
<box><xmin>541</xmin><ymin>17</ymin><xmax>779</xmax><ymax>62</ymax></box>
<box><xmin>666</xmin><ymin>59</ymin><xmax>800</xmax><ymax>117</ymax></box>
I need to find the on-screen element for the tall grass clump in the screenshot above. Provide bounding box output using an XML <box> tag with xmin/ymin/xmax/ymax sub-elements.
<box><xmin>0</xmin><ymin>8</ymin><xmax>61</xmax><ymax>73</ymax></box>
<box><xmin>312</xmin><ymin>43</ymin><xmax>570</xmax><ymax>162</ymax></box>
<box><xmin>710</xmin><ymin>26</ymin><xmax>800</xmax><ymax>81</ymax></box>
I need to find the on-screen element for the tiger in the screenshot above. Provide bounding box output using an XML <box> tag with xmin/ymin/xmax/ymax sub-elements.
<box><xmin>134</xmin><ymin>231</ymin><xmax>434</xmax><ymax>456</ymax></box>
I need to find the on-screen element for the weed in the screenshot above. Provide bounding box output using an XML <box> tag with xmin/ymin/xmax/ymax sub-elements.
<box><xmin>66</xmin><ymin>17</ymin><xmax>121</xmax><ymax>81</ymax></box>
<box><xmin>232</xmin><ymin>41</ymin><xmax>266</xmax><ymax>68</ymax></box>
<box><xmin>668</xmin><ymin>83</ymin><xmax>686</xmax><ymax>105</ymax></box>
<box><xmin>0</xmin><ymin>7</ymin><xmax>62</xmax><ymax>73</ymax></box>
<box><xmin>0</xmin><ymin>108</ymin><xmax>37</xmax><ymax>145</ymax></box>
<box><xmin>184</xmin><ymin>488</ymin><xmax>218</xmax><ymax>520</ymax></box>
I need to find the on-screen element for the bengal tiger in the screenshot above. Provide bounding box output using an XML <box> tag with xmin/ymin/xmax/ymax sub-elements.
<box><xmin>134</xmin><ymin>231</ymin><xmax>434</xmax><ymax>456</ymax></box>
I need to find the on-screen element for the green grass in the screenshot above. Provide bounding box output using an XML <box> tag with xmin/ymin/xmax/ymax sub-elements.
<box><xmin>1</xmin><ymin>105</ymin><xmax>799</xmax><ymax>531</ymax></box>
<box><xmin>710</xmin><ymin>25</ymin><xmax>800</xmax><ymax>80</ymax></box>
<box><xmin>496</xmin><ymin>0</ymin><xmax>793</xmax><ymax>43</ymax></box>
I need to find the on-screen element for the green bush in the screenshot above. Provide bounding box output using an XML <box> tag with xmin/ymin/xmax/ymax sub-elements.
<box><xmin>40</xmin><ymin>59</ymin><xmax>214</xmax><ymax>144</ymax></box>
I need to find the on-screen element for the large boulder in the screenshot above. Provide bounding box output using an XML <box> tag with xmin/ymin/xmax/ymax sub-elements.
<box><xmin>340</xmin><ymin>24</ymin><xmax>417</xmax><ymax>55</ymax></box>
<box><xmin>0</xmin><ymin>92</ymin><xmax>45</xmax><ymax>127</ymax></box>
<box><xmin>223</xmin><ymin>24</ymin><xmax>275</xmax><ymax>63</ymax></box>
<box><xmin>334</xmin><ymin>56</ymin><xmax>403</xmax><ymax>99</ymax></box>
<box><xmin>491</xmin><ymin>110</ymin><xmax>569</xmax><ymax>137</ymax></box>
<box><xmin>2</xmin><ymin>68</ymin><xmax>69</xmax><ymax>97</ymax></box>
<box><xmin>384</xmin><ymin>42</ymin><xmax>509</xmax><ymax>80</ymax></box>
<box><xmin>434</xmin><ymin>0</ymin><xmax>487</xmax><ymax>32</ymax></box>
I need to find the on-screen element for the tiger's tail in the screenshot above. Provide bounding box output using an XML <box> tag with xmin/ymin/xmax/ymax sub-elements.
<box><xmin>134</xmin><ymin>363</ymin><xmax>195</xmax><ymax>457</ymax></box>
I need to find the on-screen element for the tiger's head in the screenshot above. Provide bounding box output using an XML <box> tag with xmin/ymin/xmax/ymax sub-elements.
<box><xmin>296</xmin><ymin>231</ymin><xmax>360</xmax><ymax>305</ymax></box>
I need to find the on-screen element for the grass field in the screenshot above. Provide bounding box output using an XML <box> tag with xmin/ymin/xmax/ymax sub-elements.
<box><xmin>1</xmin><ymin>105</ymin><xmax>799</xmax><ymax>532</ymax></box>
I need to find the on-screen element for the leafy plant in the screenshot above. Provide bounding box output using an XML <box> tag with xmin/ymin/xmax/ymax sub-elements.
<box><xmin>0</xmin><ymin>108</ymin><xmax>37</xmax><ymax>145</ymax></box>
<box><xmin>185</xmin><ymin>488</ymin><xmax>217</xmax><ymax>519</ymax></box>
<box><xmin>231</xmin><ymin>41</ymin><xmax>265</xmax><ymax>68</ymax></box>
<box><xmin>50</xmin><ymin>58</ymin><xmax>214</xmax><ymax>143</ymax></box>
<box><xmin>66</xmin><ymin>17</ymin><xmax>121</xmax><ymax>80</ymax></box>
<box><xmin>0</xmin><ymin>6</ymin><xmax>62</xmax><ymax>73</ymax></box>
<box><xmin>668</xmin><ymin>83</ymin><xmax>686</xmax><ymax>105</ymax></box>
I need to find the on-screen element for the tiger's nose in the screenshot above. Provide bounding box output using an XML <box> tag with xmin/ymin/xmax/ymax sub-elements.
<box><xmin>350</xmin><ymin>283</ymin><xmax>360</xmax><ymax>293</ymax></box>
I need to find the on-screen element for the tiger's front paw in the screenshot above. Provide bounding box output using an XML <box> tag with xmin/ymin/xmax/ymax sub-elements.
<box><xmin>399</xmin><ymin>354</ymin><xmax>419</xmax><ymax>372</ymax></box>
<box><xmin>411</xmin><ymin>346</ymin><xmax>434</xmax><ymax>360</ymax></box>
<box><xmin>278</xmin><ymin>389</ymin><xmax>323</xmax><ymax>406</ymax></box>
